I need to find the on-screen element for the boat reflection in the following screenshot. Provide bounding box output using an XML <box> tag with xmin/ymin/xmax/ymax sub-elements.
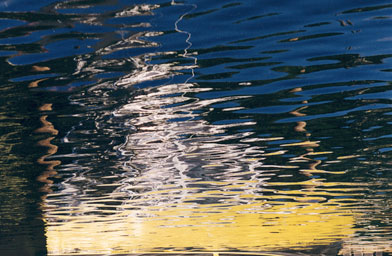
<box><xmin>40</xmin><ymin>1</ymin><xmax>392</xmax><ymax>255</ymax></box>
<box><xmin>44</xmin><ymin>48</ymin><xmax>357</xmax><ymax>256</ymax></box>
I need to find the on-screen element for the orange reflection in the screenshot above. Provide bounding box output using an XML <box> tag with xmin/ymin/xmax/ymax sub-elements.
<box><xmin>35</xmin><ymin>103</ymin><xmax>60</xmax><ymax>192</ymax></box>
<box><xmin>288</xmin><ymin>90</ymin><xmax>321</xmax><ymax>176</ymax></box>
<box><xmin>29</xmin><ymin>78</ymin><xmax>48</xmax><ymax>88</ymax></box>
<box><xmin>32</xmin><ymin>65</ymin><xmax>50</xmax><ymax>72</ymax></box>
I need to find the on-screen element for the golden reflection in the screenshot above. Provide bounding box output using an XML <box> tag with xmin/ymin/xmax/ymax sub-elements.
<box><xmin>39</xmin><ymin>103</ymin><xmax>53</xmax><ymax>111</ymax></box>
<box><xmin>286</xmin><ymin>88</ymin><xmax>392</xmax><ymax>255</ymax></box>
<box><xmin>35</xmin><ymin>103</ymin><xmax>60</xmax><ymax>192</ymax></box>
<box><xmin>46</xmin><ymin>198</ymin><xmax>355</xmax><ymax>254</ymax></box>
<box><xmin>29</xmin><ymin>78</ymin><xmax>48</xmax><ymax>88</ymax></box>
<box><xmin>35</xmin><ymin>115</ymin><xmax>58</xmax><ymax>135</ymax></box>
<box><xmin>32</xmin><ymin>65</ymin><xmax>50</xmax><ymax>72</ymax></box>
<box><xmin>337</xmin><ymin>155</ymin><xmax>361</xmax><ymax>160</ymax></box>
<box><xmin>294</xmin><ymin>121</ymin><xmax>306</xmax><ymax>132</ymax></box>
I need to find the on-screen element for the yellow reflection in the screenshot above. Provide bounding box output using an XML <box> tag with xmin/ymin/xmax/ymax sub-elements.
<box><xmin>337</xmin><ymin>155</ymin><xmax>361</xmax><ymax>160</ymax></box>
<box><xmin>46</xmin><ymin>198</ymin><xmax>355</xmax><ymax>254</ymax></box>
<box><xmin>281</xmin><ymin>141</ymin><xmax>320</xmax><ymax>147</ymax></box>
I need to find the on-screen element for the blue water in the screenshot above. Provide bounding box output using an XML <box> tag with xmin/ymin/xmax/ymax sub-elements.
<box><xmin>0</xmin><ymin>0</ymin><xmax>392</xmax><ymax>255</ymax></box>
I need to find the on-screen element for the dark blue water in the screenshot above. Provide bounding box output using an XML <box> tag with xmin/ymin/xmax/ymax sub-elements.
<box><xmin>0</xmin><ymin>0</ymin><xmax>392</xmax><ymax>255</ymax></box>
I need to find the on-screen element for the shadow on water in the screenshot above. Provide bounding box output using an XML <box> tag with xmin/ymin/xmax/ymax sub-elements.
<box><xmin>0</xmin><ymin>62</ymin><xmax>48</xmax><ymax>254</ymax></box>
<box><xmin>0</xmin><ymin>0</ymin><xmax>392</xmax><ymax>255</ymax></box>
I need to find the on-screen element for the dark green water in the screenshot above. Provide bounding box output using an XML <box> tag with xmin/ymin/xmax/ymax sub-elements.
<box><xmin>0</xmin><ymin>0</ymin><xmax>392</xmax><ymax>255</ymax></box>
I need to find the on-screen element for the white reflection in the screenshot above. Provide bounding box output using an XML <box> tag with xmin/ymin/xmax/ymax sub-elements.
<box><xmin>115</xmin><ymin>4</ymin><xmax>160</xmax><ymax>17</ymax></box>
<box><xmin>42</xmin><ymin>2</ymin><xmax>364</xmax><ymax>254</ymax></box>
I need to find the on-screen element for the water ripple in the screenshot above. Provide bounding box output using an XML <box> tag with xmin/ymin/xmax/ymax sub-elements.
<box><xmin>1</xmin><ymin>0</ymin><xmax>392</xmax><ymax>255</ymax></box>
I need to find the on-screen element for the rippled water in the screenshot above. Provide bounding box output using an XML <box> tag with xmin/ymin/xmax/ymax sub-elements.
<box><xmin>1</xmin><ymin>0</ymin><xmax>392</xmax><ymax>255</ymax></box>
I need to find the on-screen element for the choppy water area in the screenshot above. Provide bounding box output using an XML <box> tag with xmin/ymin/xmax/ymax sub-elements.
<box><xmin>0</xmin><ymin>0</ymin><xmax>392</xmax><ymax>255</ymax></box>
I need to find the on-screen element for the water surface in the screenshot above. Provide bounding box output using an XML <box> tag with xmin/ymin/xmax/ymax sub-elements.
<box><xmin>0</xmin><ymin>0</ymin><xmax>392</xmax><ymax>255</ymax></box>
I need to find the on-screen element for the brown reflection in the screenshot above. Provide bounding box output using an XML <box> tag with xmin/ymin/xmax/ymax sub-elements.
<box><xmin>294</xmin><ymin>121</ymin><xmax>306</xmax><ymax>132</ymax></box>
<box><xmin>35</xmin><ymin>103</ymin><xmax>60</xmax><ymax>192</ymax></box>
<box><xmin>287</xmin><ymin>88</ymin><xmax>392</xmax><ymax>255</ymax></box>
<box><xmin>29</xmin><ymin>78</ymin><xmax>48</xmax><ymax>88</ymax></box>
<box><xmin>32</xmin><ymin>65</ymin><xmax>50</xmax><ymax>72</ymax></box>
<box><xmin>340</xmin><ymin>237</ymin><xmax>392</xmax><ymax>255</ymax></box>
<box><xmin>30</xmin><ymin>65</ymin><xmax>50</xmax><ymax>88</ymax></box>
<box><xmin>287</xmin><ymin>88</ymin><xmax>321</xmax><ymax>177</ymax></box>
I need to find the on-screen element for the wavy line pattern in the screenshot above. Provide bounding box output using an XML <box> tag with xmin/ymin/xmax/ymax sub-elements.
<box><xmin>0</xmin><ymin>0</ymin><xmax>392</xmax><ymax>255</ymax></box>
